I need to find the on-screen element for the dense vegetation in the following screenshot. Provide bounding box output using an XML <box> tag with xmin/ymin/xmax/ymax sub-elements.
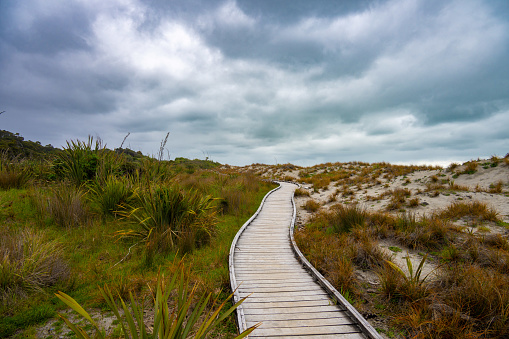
<box><xmin>0</xmin><ymin>131</ymin><xmax>275</xmax><ymax>338</ymax></box>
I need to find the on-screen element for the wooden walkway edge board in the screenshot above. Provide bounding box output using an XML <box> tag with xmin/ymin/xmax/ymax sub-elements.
<box><xmin>229</xmin><ymin>181</ymin><xmax>382</xmax><ymax>338</ymax></box>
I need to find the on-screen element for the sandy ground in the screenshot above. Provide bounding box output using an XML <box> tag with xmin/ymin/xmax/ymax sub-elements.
<box><xmin>237</xmin><ymin>159</ymin><xmax>509</xmax><ymax>336</ymax></box>
<box><xmin>241</xmin><ymin>159</ymin><xmax>508</xmax><ymax>338</ymax></box>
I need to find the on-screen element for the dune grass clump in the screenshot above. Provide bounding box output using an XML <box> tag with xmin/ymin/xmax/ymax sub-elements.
<box><xmin>462</xmin><ymin>161</ymin><xmax>478</xmax><ymax>175</ymax></box>
<box><xmin>439</xmin><ymin>201</ymin><xmax>499</xmax><ymax>223</ymax></box>
<box><xmin>386</xmin><ymin>188</ymin><xmax>411</xmax><ymax>211</ymax></box>
<box><xmin>303</xmin><ymin>199</ymin><xmax>321</xmax><ymax>212</ymax></box>
<box><xmin>326</xmin><ymin>204</ymin><xmax>366</xmax><ymax>233</ymax></box>
<box><xmin>294</xmin><ymin>187</ymin><xmax>310</xmax><ymax>197</ymax></box>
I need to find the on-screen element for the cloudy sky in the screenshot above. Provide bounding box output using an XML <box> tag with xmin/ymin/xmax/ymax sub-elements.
<box><xmin>1</xmin><ymin>0</ymin><xmax>508</xmax><ymax>166</ymax></box>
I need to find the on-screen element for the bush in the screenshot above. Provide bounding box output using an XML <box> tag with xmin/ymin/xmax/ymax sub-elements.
<box><xmin>303</xmin><ymin>199</ymin><xmax>320</xmax><ymax>212</ymax></box>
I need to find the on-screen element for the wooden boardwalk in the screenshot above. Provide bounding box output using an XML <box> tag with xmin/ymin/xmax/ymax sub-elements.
<box><xmin>229</xmin><ymin>182</ymin><xmax>381</xmax><ymax>338</ymax></box>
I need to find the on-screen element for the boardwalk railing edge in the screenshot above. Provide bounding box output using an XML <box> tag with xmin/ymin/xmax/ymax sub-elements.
<box><xmin>228</xmin><ymin>182</ymin><xmax>281</xmax><ymax>334</ymax></box>
<box><xmin>289</xmin><ymin>182</ymin><xmax>383</xmax><ymax>339</ymax></box>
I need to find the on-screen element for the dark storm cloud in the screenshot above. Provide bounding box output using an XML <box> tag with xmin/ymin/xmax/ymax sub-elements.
<box><xmin>1</xmin><ymin>0</ymin><xmax>508</xmax><ymax>165</ymax></box>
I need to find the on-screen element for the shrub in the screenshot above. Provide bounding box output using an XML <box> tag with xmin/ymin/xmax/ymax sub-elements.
<box><xmin>0</xmin><ymin>228</ymin><xmax>68</xmax><ymax>303</ymax></box>
<box><xmin>0</xmin><ymin>154</ymin><xmax>31</xmax><ymax>190</ymax></box>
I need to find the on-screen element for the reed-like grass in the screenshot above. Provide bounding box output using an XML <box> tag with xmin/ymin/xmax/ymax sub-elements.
<box><xmin>0</xmin><ymin>154</ymin><xmax>31</xmax><ymax>190</ymax></box>
<box><xmin>439</xmin><ymin>201</ymin><xmax>499</xmax><ymax>222</ymax></box>
<box><xmin>0</xmin><ymin>228</ymin><xmax>68</xmax><ymax>303</ymax></box>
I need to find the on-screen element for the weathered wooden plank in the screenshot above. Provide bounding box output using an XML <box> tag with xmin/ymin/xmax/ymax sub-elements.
<box><xmin>247</xmin><ymin>317</ymin><xmax>355</xmax><ymax>328</ymax></box>
<box><xmin>238</xmin><ymin>290</ymin><xmax>328</xmax><ymax>298</ymax></box>
<box><xmin>243</xmin><ymin>310</ymin><xmax>351</xmax><ymax>322</ymax></box>
<box><xmin>249</xmin><ymin>333</ymin><xmax>366</xmax><ymax>339</ymax></box>
<box><xmin>242</xmin><ymin>299</ymin><xmax>335</xmax><ymax>308</ymax></box>
<box><xmin>248</xmin><ymin>324</ymin><xmax>362</xmax><ymax>336</ymax></box>
<box><xmin>242</xmin><ymin>305</ymin><xmax>343</xmax><ymax>315</ymax></box>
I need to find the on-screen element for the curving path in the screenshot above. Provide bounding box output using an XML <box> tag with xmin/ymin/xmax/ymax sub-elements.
<box><xmin>229</xmin><ymin>182</ymin><xmax>381</xmax><ymax>338</ymax></box>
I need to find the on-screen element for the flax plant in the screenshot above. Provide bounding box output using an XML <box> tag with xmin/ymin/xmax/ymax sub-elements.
<box><xmin>119</xmin><ymin>184</ymin><xmax>217</xmax><ymax>255</ymax></box>
<box><xmin>56</xmin><ymin>264</ymin><xmax>256</xmax><ymax>339</ymax></box>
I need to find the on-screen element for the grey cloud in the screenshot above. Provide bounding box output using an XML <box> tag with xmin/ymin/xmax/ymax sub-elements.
<box><xmin>1</xmin><ymin>0</ymin><xmax>508</xmax><ymax>166</ymax></box>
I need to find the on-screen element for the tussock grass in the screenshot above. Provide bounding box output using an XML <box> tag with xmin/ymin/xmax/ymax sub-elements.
<box><xmin>294</xmin><ymin>187</ymin><xmax>310</xmax><ymax>197</ymax></box>
<box><xmin>303</xmin><ymin>199</ymin><xmax>321</xmax><ymax>212</ymax></box>
<box><xmin>0</xmin><ymin>154</ymin><xmax>31</xmax><ymax>190</ymax></box>
<box><xmin>31</xmin><ymin>184</ymin><xmax>93</xmax><ymax>228</ymax></box>
<box><xmin>439</xmin><ymin>201</ymin><xmax>499</xmax><ymax>222</ymax></box>
<box><xmin>0</xmin><ymin>228</ymin><xmax>68</xmax><ymax>304</ymax></box>
<box><xmin>88</xmin><ymin>175</ymin><xmax>133</xmax><ymax>216</ymax></box>
<box><xmin>321</xmin><ymin>204</ymin><xmax>367</xmax><ymax>233</ymax></box>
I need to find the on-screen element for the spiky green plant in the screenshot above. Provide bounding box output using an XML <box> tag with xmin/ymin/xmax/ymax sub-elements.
<box><xmin>53</xmin><ymin>137</ymin><xmax>101</xmax><ymax>186</ymax></box>
<box><xmin>383</xmin><ymin>254</ymin><xmax>432</xmax><ymax>301</ymax></box>
<box><xmin>119</xmin><ymin>184</ymin><xmax>217</xmax><ymax>255</ymax></box>
<box><xmin>55</xmin><ymin>264</ymin><xmax>256</xmax><ymax>338</ymax></box>
<box><xmin>88</xmin><ymin>175</ymin><xmax>133</xmax><ymax>216</ymax></box>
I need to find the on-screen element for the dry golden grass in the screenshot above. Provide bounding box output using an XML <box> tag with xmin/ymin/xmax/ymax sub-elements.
<box><xmin>302</xmin><ymin>199</ymin><xmax>321</xmax><ymax>212</ymax></box>
<box><xmin>294</xmin><ymin>187</ymin><xmax>310</xmax><ymax>197</ymax></box>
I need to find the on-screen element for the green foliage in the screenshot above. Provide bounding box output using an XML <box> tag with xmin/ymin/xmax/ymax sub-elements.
<box><xmin>88</xmin><ymin>176</ymin><xmax>133</xmax><ymax>216</ymax></box>
<box><xmin>0</xmin><ymin>304</ymin><xmax>56</xmax><ymax>337</ymax></box>
<box><xmin>53</xmin><ymin>137</ymin><xmax>101</xmax><ymax>186</ymax></box>
<box><xmin>120</xmin><ymin>184</ymin><xmax>217</xmax><ymax>257</ymax></box>
<box><xmin>0</xmin><ymin>130</ymin><xmax>58</xmax><ymax>159</ymax></box>
<box><xmin>56</xmin><ymin>264</ymin><xmax>256</xmax><ymax>339</ymax></box>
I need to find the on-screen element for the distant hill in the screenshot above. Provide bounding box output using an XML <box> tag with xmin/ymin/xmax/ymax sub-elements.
<box><xmin>0</xmin><ymin>130</ymin><xmax>59</xmax><ymax>158</ymax></box>
<box><xmin>0</xmin><ymin>130</ymin><xmax>220</xmax><ymax>173</ymax></box>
